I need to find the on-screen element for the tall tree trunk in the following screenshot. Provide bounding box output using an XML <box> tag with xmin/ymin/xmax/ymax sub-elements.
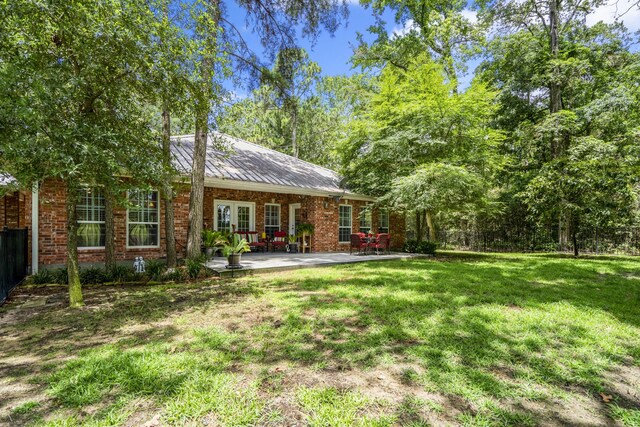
<box><xmin>291</xmin><ymin>107</ymin><xmax>298</xmax><ymax>158</ymax></box>
<box><xmin>161</xmin><ymin>0</ymin><xmax>177</xmax><ymax>268</ymax></box>
<box><xmin>186</xmin><ymin>0</ymin><xmax>219</xmax><ymax>259</ymax></box>
<box><xmin>426</xmin><ymin>211</ymin><xmax>436</xmax><ymax>241</ymax></box>
<box><xmin>572</xmin><ymin>217</ymin><xmax>579</xmax><ymax>257</ymax></box>
<box><xmin>104</xmin><ymin>188</ymin><xmax>116</xmax><ymax>271</ymax></box>
<box><xmin>186</xmin><ymin>97</ymin><xmax>209</xmax><ymax>259</ymax></box>
<box><xmin>162</xmin><ymin>107</ymin><xmax>177</xmax><ymax>267</ymax></box>
<box><xmin>415</xmin><ymin>211</ymin><xmax>423</xmax><ymax>243</ymax></box>
<box><xmin>65</xmin><ymin>180</ymin><xmax>83</xmax><ymax>307</ymax></box>
<box><xmin>549</xmin><ymin>0</ymin><xmax>563</xmax><ymax>157</ymax></box>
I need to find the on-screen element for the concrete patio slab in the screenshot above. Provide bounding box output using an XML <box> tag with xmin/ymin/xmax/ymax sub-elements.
<box><xmin>205</xmin><ymin>251</ymin><xmax>420</xmax><ymax>277</ymax></box>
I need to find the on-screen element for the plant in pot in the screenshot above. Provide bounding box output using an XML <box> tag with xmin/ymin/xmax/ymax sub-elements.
<box><xmin>202</xmin><ymin>230</ymin><xmax>226</xmax><ymax>260</ymax></box>
<box><xmin>296</xmin><ymin>223</ymin><xmax>315</xmax><ymax>253</ymax></box>
<box><xmin>287</xmin><ymin>234</ymin><xmax>299</xmax><ymax>253</ymax></box>
<box><xmin>222</xmin><ymin>233</ymin><xmax>250</xmax><ymax>268</ymax></box>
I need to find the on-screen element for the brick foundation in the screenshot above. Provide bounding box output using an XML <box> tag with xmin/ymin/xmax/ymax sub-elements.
<box><xmin>9</xmin><ymin>179</ymin><xmax>406</xmax><ymax>267</ymax></box>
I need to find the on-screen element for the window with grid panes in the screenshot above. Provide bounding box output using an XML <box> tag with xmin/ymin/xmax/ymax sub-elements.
<box><xmin>359</xmin><ymin>207</ymin><xmax>372</xmax><ymax>234</ymax></box>
<box><xmin>264</xmin><ymin>204</ymin><xmax>280</xmax><ymax>238</ymax></box>
<box><xmin>338</xmin><ymin>205</ymin><xmax>352</xmax><ymax>243</ymax></box>
<box><xmin>127</xmin><ymin>190</ymin><xmax>159</xmax><ymax>247</ymax></box>
<box><xmin>77</xmin><ymin>188</ymin><xmax>105</xmax><ymax>247</ymax></box>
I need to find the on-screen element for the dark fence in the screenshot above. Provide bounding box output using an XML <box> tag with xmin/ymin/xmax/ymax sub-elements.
<box><xmin>0</xmin><ymin>227</ymin><xmax>28</xmax><ymax>304</ymax></box>
<box><xmin>437</xmin><ymin>226</ymin><xmax>640</xmax><ymax>256</ymax></box>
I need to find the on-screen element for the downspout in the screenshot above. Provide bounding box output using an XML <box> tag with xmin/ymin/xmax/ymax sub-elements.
<box><xmin>31</xmin><ymin>183</ymin><xmax>39</xmax><ymax>274</ymax></box>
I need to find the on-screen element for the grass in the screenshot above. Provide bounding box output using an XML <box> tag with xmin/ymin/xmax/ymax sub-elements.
<box><xmin>1</xmin><ymin>251</ymin><xmax>639</xmax><ymax>426</ymax></box>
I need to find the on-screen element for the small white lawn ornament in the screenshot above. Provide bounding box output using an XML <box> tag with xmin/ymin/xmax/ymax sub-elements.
<box><xmin>134</xmin><ymin>256</ymin><xmax>146</xmax><ymax>273</ymax></box>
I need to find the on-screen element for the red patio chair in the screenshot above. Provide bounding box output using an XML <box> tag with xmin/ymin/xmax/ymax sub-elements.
<box><xmin>371</xmin><ymin>233</ymin><xmax>389</xmax><ymax>255</ymax></box>
<box><xmin>272</xmin><ymin>231</ymin><xmax>287</xmax><ymax>252</ymax></box>
<box><xmin>246</xmin><ymin>231</ymin><xmax>266</xmax><ymax>253</ymax></box>
<box><xmin>350</xmin><ymin>233</ymin><xmax>369</xmax><ymax>255</ymax></box>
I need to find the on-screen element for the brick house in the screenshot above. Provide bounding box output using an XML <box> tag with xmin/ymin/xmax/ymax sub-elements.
<box><xmin>0</xmin><ymin>133</ymin><xmax>405</xmax><ymax>271</ymax></box>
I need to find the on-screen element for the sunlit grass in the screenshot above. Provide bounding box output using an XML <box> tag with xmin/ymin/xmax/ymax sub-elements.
<box><xmin>2</xmin><ymin>252</ymin><xmax>639</xmax><ymax>426</ymax></box>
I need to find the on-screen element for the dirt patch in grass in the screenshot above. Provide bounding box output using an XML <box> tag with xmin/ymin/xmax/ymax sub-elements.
<box><xmin>1</xmin><ymin>255</ymin><xmax>640</xmax><ymax>426</ymax></box>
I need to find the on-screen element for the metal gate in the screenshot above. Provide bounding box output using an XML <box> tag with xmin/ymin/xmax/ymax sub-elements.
<box><xmin>0</xmin><ymin>227</ymin><xmax>28</xmax><ymax>304</ymax></box>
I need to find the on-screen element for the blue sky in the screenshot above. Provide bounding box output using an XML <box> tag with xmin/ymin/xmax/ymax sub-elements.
<box><xmin>223</xmin><ymin>0</ymin><xmax>640</xmax><ymax>95</ymax></box>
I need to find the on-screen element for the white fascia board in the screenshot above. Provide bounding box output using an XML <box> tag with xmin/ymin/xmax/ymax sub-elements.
<box><xmin>201</xmin><ymin>176</ymin><xmax>375</xmax><ymax>202</ymax></box>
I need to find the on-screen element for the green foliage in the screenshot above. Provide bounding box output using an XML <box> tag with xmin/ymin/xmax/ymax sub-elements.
<box><xmin>29</xmin><ymin>269</ymin><xmax>54</xmax><ymax>285</ymax></box>
<box><xmin>403</xmin><ymin>240</ymin><xmax>437</xmax><ymax>255</ymax></box>
<box><xmin>185</xmin><ymin>257</ymin><xmax>205</xmax><ymax>280</ymax></box>
<box><xmin>79</xmin><ymin>267</ymin><xmax>107</xmax><ymax>285</ymax></box>
<box><xmin>53</xmin><ymin>268</ymin><xmax>69</xmax><ymax>286</ymax></box>
<box><xmin>106</xmin><ymin>265</ymin><xmax>135</xmax><ymax>284</ymax></box>
<box><xmin>221</xmin><ymin>234</ymin><xmax>251</xmax><ymax>257</ymax></box>
<box><xmin>145</xmin><ymin>260</ymin><xmax>166</xmax><ymax>281</ymax></box>
<box><xmin>296</xmin><ymin>222</ymin><xmax>315</xmax><ymax>234</ymax></box>
<box><xmin>201</xmin><ymin>229</ymin><xmax>225</xmax><ymax>249</ymax></box>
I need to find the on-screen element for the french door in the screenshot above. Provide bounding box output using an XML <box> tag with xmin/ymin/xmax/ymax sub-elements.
<box><xmin>214</xmin><ymin>200</ymin><xmax>255</xmax><ymax>232</ymax></box>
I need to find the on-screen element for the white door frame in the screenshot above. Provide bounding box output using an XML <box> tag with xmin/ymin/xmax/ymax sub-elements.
<box><xmin>289</xmin><ymin>203</ymin><xmax>301</xmax><ymax>235</ymax></box>
<box><xmin>213</xmin><ymin>200</ymin><xmax>255</xmax><ymax>231</ymax></box>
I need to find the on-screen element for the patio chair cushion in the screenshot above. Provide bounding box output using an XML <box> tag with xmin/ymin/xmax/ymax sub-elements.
<box><xmin>246</xmin><ymin>233</ymin><xmax>259</xmax><ymax>244</ymax></box>
<box><xmin>272</xmin><ymin>231</ymin><xmax>287</xmax><ymax>244</ymax></box>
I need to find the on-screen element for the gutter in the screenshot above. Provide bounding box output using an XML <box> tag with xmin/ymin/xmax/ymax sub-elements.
<box><xmin>202</xmin><ymin>176</ymin><xmax>376</xmax><ymax>202</ymax></box>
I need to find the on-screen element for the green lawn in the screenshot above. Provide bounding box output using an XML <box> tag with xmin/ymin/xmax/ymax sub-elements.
<box><xmin>1</xmin><ymin>252</ymin><xmax>639</xmax><ymax>426</ymax></box>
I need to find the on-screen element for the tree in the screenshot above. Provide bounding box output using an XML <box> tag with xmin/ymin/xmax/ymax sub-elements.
<box><xmin>354</xmin><ymin>0</ymin><xmax>486</xmax><ymax>92</ymax></box>
<box><xmin>263</xmin><ymin>48</ymin><xmax>321</xmax><ymax>158</ymax></box>
<box><xmin>183</xmin><ymin>0</ymin><xmax>349</xmax><ymax>259</ymax></box>
<box><xmin>523</xmin><ymin>137</ymin><xmax>637</xmax><ymax>255</ymax></box>
<box><xmin>0</xmin><ymin>0</ymin><xmax>172</xmax><ymax>306</ymax></box>
<box><xmin>339</xmin><ymin>55</ymin><xmax>503</xmax><ymax>240</ymax></box>
<box><xmin>387</xmin><ymin>163</ymin><xmax>487</xmax><ymax>241</ymax></box>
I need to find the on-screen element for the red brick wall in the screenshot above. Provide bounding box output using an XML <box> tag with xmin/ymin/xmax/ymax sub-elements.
<box><xmin>31</xmin><ymin>180</ymin><xmax>406</xmax><ymax>266</ymax></box>
<box><xmin>0</xmin><ymin>191</ymin><xmax>26</xmax><ymax>228</ymax></box>
<box><xmin>31</xmin><ymin>180</ymin><xmax>191</xmax><ymax>266</ymax></box>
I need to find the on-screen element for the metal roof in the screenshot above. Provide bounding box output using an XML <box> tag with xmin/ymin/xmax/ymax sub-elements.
<box><xmin>171</xmin><ymin>133</ymin><xmax>356</xmax><ymax>196</ymax></box>
<box><xmin>0</xmin><ymin>173</ymin><xmax>16</xmax><ymax>187</ymax></box>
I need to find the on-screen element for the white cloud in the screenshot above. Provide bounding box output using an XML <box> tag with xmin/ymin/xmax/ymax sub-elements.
<box><xmin>586</xmin><ymin>0</ymin><xmax>640</xmax><ymax>32</ymax></box>
<box><xmin>461</xmin><ymin>9</ymin><xmax>478</xmax><ymax>24</ymax></box>
<box><xmin>390</xmin><ymin>19</ymin><xmax>418</xmax><ymax>38</ymax></box>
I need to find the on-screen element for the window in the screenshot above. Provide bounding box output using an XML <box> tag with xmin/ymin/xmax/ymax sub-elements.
<box><xmin>338</xmin><ymin>205</ymin><xmax>352</xmax><ymax>243</ymax></box>
<box><xmin>379</xmin><ymin>208</ymin><xmax>389</xmax><ymax>234</ymax></box>
<box><xmin>359</xmin><ymin>207</ymin><xmax>372</xmax><ymax>234</ymax></box>
<box><xmin>77</xmin><ymin>188</ymin><xmax>105</xmax><ymax>248</ymax></box>
<box><xmin>128</xmin><ymin>190</ymin><xmax>159</xmax><ymax>247</ymax></box>
<box><xmin>214</xmin><ymin>200</ymin><xmax>255</xmax><ymax>232</ymax></box>
<box><xmin>265</xmin><ymin>204</ymin><xmax>280</xmax><ymax>238</ymax></box>
<box><xmin>216</xmin><ymin>203</ymin><xmax>232</xmax><ymax>232</ymax></box>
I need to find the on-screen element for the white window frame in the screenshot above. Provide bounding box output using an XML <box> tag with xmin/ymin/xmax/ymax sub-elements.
<box><xmin>359</xmin><ymin>206</ymin><xmax>372</xmax><ymax>234</ymax></box>
<box><xmin>378</xmin><ymin>208</ymin><xmax>390</xmax><ymax>233</ymax></box>
<box><xmin>213</xmin><ymin>200</ymin><xmax>255</xmax><ymax>232</ymax></box>
<box><xmin>126</xmin><ymin>189</ymin><xmax>160</xmax><ymax>249</ymax></box>
<box><xmin>77</xmin><ymin>187</ymin><xmax>105</xmax><ymax>249</ymax></box>
<box><xmin>338</xmin><ymin>204</ymin><xmax>352</xmax><ymax>243</ymax></box>
<box><xmin>264</xmin><ymin>203</ymin><xmax>281</xmax><ymax>236</ymax></box>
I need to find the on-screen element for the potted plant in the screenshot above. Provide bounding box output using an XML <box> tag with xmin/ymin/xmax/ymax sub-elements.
<box><xmin>296</xmin><ymin>223</ymin><xmax>315</xmax><ymax>253</ymax></box>
<box><xmin>222</xmin><ymin>233</ymin><xmax>250</xmax><ymax>268</ymax></box>
<box><xmin>202</xmin><ymin>230</ymin><xmax>226</xmax><ymax>260</ymax></box>
<box><xmin>287</xmin><ymin>234</ymin><xmax>298</xmax><ymax>253</ymax></box>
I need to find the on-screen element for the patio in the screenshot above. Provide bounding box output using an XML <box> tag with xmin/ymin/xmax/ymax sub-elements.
<box><xmin>205</xmin><ymin>251</ymin><xmax>420</xmax><ymax>277</ymax></box>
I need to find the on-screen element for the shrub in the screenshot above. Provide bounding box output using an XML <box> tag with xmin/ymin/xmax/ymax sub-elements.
<box><xmin>403</xmin><ymin>240</ymin><xmax>437</xmax><ymax>255</ymax></box>
<box><xmin>145</xmin><ymin>260</ymin><xmax>166</xmax><ymax>281</ymax></box>
<box><xmin>185</xmin><ymin>256</ymin><xmax>204</xmax><ymax>279</ymax></box>
<box><xmin>162</xmin><ymin>268</ymin><xmax>186</xmax><ymax>282</ymax></box>
<box><xmin>53</xmin><ymin>268</ymin><xmax>68</xmax><ymax>285</ymax></box>
<box><xmin>80</xmin><ymin>267</ymin><xmax>107</xmax><ymax>284</ymax></box>
<box><xmin>106</xmin><ymin>265</ymin><xmax>135</xmax><ymax>283</ymax></box>
<box><xmin>30</xmin><ymin>269</ymin><xmax>54</xmax><ymax>285</ymax></box>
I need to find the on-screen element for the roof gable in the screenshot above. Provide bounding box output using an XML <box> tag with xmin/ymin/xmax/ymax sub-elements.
<box><xmin>171</xmin><ymin>133</ymin><xmax>356</xmax><ymax>196</ymax></box>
